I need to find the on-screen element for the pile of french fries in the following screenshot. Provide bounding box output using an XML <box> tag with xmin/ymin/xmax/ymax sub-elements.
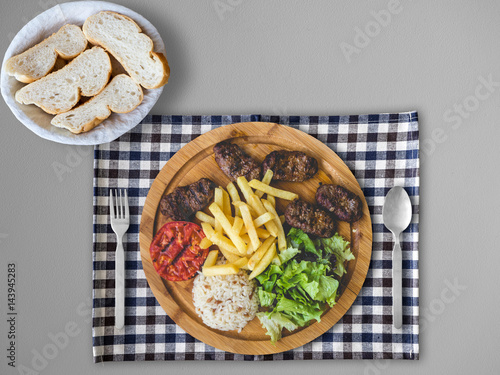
<box><xmin>196</xmin><ymin>170</ymin><xmax>298</xmax><ymax>279</ymax></box>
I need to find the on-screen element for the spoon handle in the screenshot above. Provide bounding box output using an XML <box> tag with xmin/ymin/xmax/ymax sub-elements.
<box><xmin>393</xmin><ymin>234</ymin><xmax>403</xmax><ymax>329</ymax></box>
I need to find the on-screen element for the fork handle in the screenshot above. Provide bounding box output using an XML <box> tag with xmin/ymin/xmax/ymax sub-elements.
<box><xmin>393</xmin><ymin>234</ymin><xmax>403</xmax><ymax>329</ymax></box>
<box><xmin>115</xmin><ymin>236</ymin><xmax>125</xmax><ymax>330</ymax></box>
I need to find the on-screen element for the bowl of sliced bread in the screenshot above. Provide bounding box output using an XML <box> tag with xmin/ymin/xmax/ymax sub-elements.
<box><xmin>1</xmin><ymin>1</ymin><xmax>169</xmax><ymax>145</ymax></box>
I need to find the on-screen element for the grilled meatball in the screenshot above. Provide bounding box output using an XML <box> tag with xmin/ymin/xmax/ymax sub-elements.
<box><xmin>262</xmin><ymin>150</ymin><xmax>318</xmax><ymax>182</ymax></box>
<box><xmin>160</xmin><ymin>178</ymin><xmax>216</xmax><ymax>221</ymax></box>
<box><xmin>284</xmin><ymin>200</ymin><xmax>337</xmax><ymax>238</ymax></box>
<box><xmin>213</xmin><ymin>141</ymin><xmax>261</xmax><ymax>181</ymax></box>
<box><xmin>315</xmin><ymin>184</ymin><xmax>363</xmax><ymax>223</ymax></box>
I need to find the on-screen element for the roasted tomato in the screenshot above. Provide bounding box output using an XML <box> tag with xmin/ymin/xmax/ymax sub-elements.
<box><xmin>149</xmin><ymin>221</ymin><xmax>208</xmax><ymax>281</ymax></box>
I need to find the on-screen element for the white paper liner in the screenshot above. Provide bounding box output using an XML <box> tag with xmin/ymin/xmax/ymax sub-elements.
<box><xmin>1</xmin><ymin>1</ymin><xmax>166</xmax><ymax>145</ymax></box>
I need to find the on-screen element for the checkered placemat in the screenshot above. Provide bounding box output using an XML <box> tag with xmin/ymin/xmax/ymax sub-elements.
<box><xmin>92</xmin><ymin>113</ymin><xmax>419</xmax><ymax>362</ymax></box>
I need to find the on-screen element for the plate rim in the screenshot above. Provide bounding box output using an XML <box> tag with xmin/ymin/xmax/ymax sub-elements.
<box><xmin>0</xmin><ymin>1</ymin><xmax>165</xmax><ymax>145</ymax></box>
<box><xmin>139</xmin><ymin>122</ymin><xmax>373</xmax><ymax>355</ymax></box>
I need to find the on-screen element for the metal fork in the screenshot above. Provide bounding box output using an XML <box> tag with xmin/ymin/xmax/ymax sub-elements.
<box><xmin>109</xmin><ymin>189</ymin><xmax>130</xmax><ymax>330</ymax></box>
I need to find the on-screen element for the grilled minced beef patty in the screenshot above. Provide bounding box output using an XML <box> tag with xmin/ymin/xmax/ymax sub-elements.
<box><xmin>262</xmin><ymin>150</ymin><xmax>318</xmax><ymax>182</ymax></box>
<box><xmin>160</xmin><ymin>178</ymin><xmax>216</xmax><ymax>220</ymax></box>
<box><xmin>213</xmin><ymin>141</ymin><xmax>261</xmax><ymax>181</ymax></box>
<box><xmin>316</xmin><ymin>184</ymin><xmax>363</xmax><ymax>223</ymax></box>
<box><xmin>284</xmin><ymin>199</ymin><xmax>337</xmax><ymax>238</ymax></box>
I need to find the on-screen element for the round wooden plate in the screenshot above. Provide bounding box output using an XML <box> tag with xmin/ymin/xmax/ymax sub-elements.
<box><xmin>139</xmin><ymin>122</ymin><xmax>372</xmax><ymax>355</ymax></box>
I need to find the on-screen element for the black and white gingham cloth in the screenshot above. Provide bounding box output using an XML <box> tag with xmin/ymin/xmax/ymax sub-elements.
<box><xmin>92</xmin><ymin>113</ymin><xmax>419</xmax><ymax>362</ymax></box>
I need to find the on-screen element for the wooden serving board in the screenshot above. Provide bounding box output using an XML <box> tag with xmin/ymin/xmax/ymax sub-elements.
<box><xmin>139</xmin><ymin>122</ymin><xmax>372</xmax><ymax>355</ymax></box>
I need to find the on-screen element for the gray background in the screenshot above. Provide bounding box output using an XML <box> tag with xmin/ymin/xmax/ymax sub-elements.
<box><xmin>1</xmin><ymin>0</ymin><xmax>499</xmax><ymax>374</ymax></box>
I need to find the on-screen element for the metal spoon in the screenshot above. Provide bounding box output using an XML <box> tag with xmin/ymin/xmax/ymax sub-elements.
<box><xmin>383</xmin><ymin>186</ymin><xmax>412</xmax><ymax>329</ymax></box>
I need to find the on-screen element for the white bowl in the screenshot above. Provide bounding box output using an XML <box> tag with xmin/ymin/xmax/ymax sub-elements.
<box><xmin>1</xmin><ymin>1</ymin><xmax>166</xmax><ymax>145</ymax></box>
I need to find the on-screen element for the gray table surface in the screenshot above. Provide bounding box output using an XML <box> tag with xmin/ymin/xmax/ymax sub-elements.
<box><xmin>1</xmin><ymin>0</ymin><xmax>499</xmax><ymax>374</ymax></box>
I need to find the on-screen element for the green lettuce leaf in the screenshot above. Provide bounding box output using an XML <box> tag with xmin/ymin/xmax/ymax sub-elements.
<box><xmin>287</xmin><ymin>286</ymin><xmax>310</xmax><ymax>305</ymax></box>
<box><xmin>256</xmin><ymin>311</ymin><xmax>298</xmax><ymax>344</ymax></box>
<box><xmin>279</xmin><ymin>246</ymin><xmax>300</xmax><ymax>264</ymax></box>
<box><xmin>288</xmin><ymin>227</ymin><xmax>321</xmax><ymax>258</ymax></box>
<box><xmin>299</xmin><ymin>279</ymin><xmax>320</xmax><ymax>300</ymax></box>
<box><xmin>257</xmin><ymin>288</ymin><xmax>276</xmax><ymax>307</ymax></box>
<box><xmin>276</xmin><ymin>297</ymin><xmax>324</xmax><ymax>324</ymax></box>
<box><xmin>320</xmin><ymin>233</ymin><xmax>354</xmax><ymax>276</ymax></box>
<box><xmin>315</xmin><ymin>275</ymin><xmax>339</xmax><ymax>307</ymax></box>
<box><xmin>256</xmin><ymin>264</ymin><xmax>282</xmax><ymax>292</ymax></box>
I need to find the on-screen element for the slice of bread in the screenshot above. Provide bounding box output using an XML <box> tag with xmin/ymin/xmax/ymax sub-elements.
<box><xmin>51</xmin><ymin>74</ymin><xmax>143</xmax><ymax>134</ymax></box>
<box><xmin>15</xmin><ymin>47</ymin><xmax>111</xmax><ymax>114</ymax></box>
<box><xmin>5</xmin><ymin>24</ymin><xmax>87</xmax><ymax>83</ymax></box>
<box><xmin>83</xmin><ymin>11</ymin><xmax>169</xmax><ymax>89</ymax></box>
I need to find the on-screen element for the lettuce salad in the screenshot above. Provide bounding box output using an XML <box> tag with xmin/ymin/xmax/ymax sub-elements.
<box><xmin>255</xmin><ymin>228</ymin><xmax>355</xmax><ymax>343</ymax></box>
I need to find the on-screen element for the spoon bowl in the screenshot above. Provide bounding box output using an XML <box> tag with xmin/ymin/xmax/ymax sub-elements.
<box><xmin>382</xmin><ymin>186</ymin><xmax>412</xmax><ymax>329</ymax></box>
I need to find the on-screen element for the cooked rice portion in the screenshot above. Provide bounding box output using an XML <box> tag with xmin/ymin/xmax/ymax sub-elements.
<box><xmin>192</xmin><ymin>271</ymin><xmax>259</xmax><ymax>332</ymax></box>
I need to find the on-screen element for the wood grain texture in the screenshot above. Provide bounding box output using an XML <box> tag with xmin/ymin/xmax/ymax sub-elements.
<box><xmin>139</xmin><ymin>122</ymin><xmax>372</xmax><ymax>355</ymax></box>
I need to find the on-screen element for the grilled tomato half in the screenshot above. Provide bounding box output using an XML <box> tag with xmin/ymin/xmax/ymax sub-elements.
<box><xmin>149</xmin><ymin>221</ymin><xmax>208</xmax><ymax>281</ymax></box>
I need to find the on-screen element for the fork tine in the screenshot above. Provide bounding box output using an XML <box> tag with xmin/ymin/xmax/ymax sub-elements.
<box><xmin>123</xmin><ymin>189</ymin><xmax>129</xmax><ymax>219</ymax></box>
<box><xmin>118</xmin><ymin>189</ymin><xmax>123</xmax><ymax>218</ymax></box>
<box><xmin>109</xmin><ymin>189</ymin><xmax>115</xmax><ymax>218</ymax></box>
<box><xmin>114</xmin><ymin>189</ymin><xmax>119</xmax><ymax>218</ymax></box>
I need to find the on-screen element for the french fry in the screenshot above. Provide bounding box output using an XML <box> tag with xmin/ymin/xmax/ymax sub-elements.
<box><xmin>218</xmin><ymin>247</ymin><xmax>241</xmax><ymax>263</ymax></box>
<box><xmin>233</xmin><ymin>210</ymin><xmax>249</xmax><ymax>235</ymax></box>
<box><xmin>256</xmin><ymin>228</ymin><xmax>271</xmax><ymax>239</ymax></box>
<box><xmin>232</xmin><ymin>216</ymin><xmax>244</xmax><ymax>236</ymax></box>
<box><xmin>236</xmin><ymin>176</ymin><xmax>254</xmax><ymax>202</ymax></box>
<box><xmin>248</xmin><ymin>242</ymin><xmax>259</xmax><ymax>254</ymax></box>
<box><xmin>266</xmin><ymin>194</ymin><xmax>276</xmax><ymax>207</ymax></box>
<box><xmin>249</xmin><ymin>243</ymin><xmax>277</xmax><ymax>279</ymax></box>
<box><xmin>248</xmin><ymin>194</ymin><xmax>278</xmax><ymax>236</ymax></box>
<box><xmin>214</xmin><ymin>188</ymin><xmax>224</xmax><ymax>234</ymax></box>
<box><xmin>239</xmin><ymin>203</ymin><xmax>261</xmax><ymax>250</ymax></box>
<box><xmin>232</xmin><ymin>257</ymin><xmax>249</xmax><ymax>270</ymax></box>
<box><xmin>226</xmin><ymin>182</ymin><xmax>241</xmax><ymax>216</ymax></box>
<box><xmin>240</xmin><ymin>233</ymin><xmax>251</xmax><ymax>245</ymax></box>
<box><xmin>196</xmin><ymin>211</ymin><xmax>215</xmax><ymax>227</ymax></box>
<box><xmin>253</xmin><ymin>212</ymin><xmax>275</xmax><ymax>228</ymax></box>
<box><xmin>208</xmin><ymin>227</ymin><xmax>244</xmax><ymax>262</ymax></box>
<box><xmin>201</xmin><ymin>222</ymin><xmax>215</xmax><ymax>238</ymax></box>
<box><xmin>247</xmin><ymin>193</ymin><xmax>264</xmax><ymax>213</ymax></box>
<box><xmin>248</xmin><ymin>236</ymin><xmax>276</xmax><ymax>270</ymax></box>
<box><xmin>214</xmin><ymin>187</ymin><xmax>224</xmax><ymax>208</ymax></box>
<box><xmin>199</xmin><ymin>237</ymin><xmax>213</xmax><ymax>249</ymax></box>
<box><xmin>240</xmin><ymin>225</ymin><xmax>270</xmax><ymax>238</ymax></box>
<box><xmin>203</xmin><ymin>250</ymin><xmax>219</xmax><ymax>268</ymax></box>
<box><xmin>222</xmin><ymin>189</ymin><xmax>232</xmax><ymax>217</ymax></box>
<box><xmin>211</xmin><ymin>233</ymin><xmax>240</xmax><ymax>254</ymax></box>
<box><xmin>279</xmin><ymin>215</ymin><xmax>285</xmax><ymax>225</ymax></box>
<box><xmin>203</xmin><ymin>264</ymin><xmax>239</xmax><ymax>277</ymax></box>
<box><xmin>233</xmin><ymin>200</ymin><xmax>258</xmax><ymax>218</ymax></box>
<box><xmin>262</xmin><ymin>199</ymin><xmax>286</xmax><ymax>251</ymax></box>
<box><xmin>255</xmin><ymin>169</ymin><xmax>274</xmax><ymax>198</ymax></box>
<box><xmin>248</xmin><ymin>179</ymin><xmax>299</xmax><ymax>201</ymax></box>
<box><xmin>240</xmin><ymin>234</ymin><xmax>259</xmax><ymax>254</ymax></box>
<box><xmin>209</xmin><ymin>203</ymin><xmax>247</xmax><ymax>255</ymax></box>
